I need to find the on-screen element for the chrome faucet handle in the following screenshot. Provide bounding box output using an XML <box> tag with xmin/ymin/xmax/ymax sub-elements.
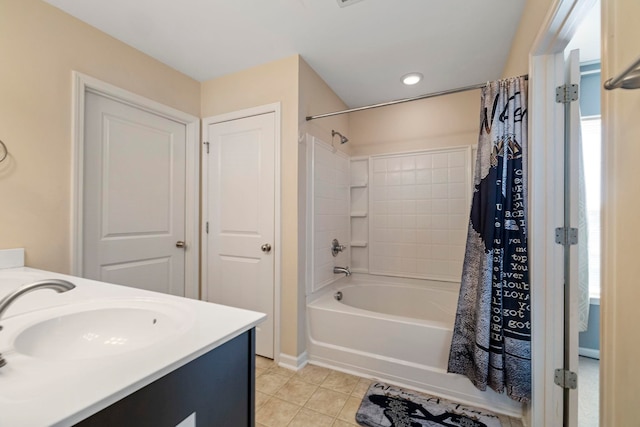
<box><xmin>0</xmin><ymin>279</ymin><xmax>75</xmax><ymax>368</ymax></box>
<box><xmin>0</xmin><ymin>279</ymin><xmax>76</xmax><ymax>330</ymax></box>
<box><xmin>331</xmin><ymin>239</ymin><xmax>347</xmax><ymax>257</ymax></box>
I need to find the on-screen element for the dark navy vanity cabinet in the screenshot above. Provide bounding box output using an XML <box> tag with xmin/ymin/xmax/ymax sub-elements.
<box><xmin>75</xmin><ymin>329</ymin><xmax>256</xmax><ymax>427</ymax></box>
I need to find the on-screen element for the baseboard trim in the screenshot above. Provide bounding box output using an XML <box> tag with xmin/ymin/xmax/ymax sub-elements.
<box><xmin>278</xmin><ymin>352</ymin><xmax>308</xmax><ymax>371</ymax></box>
<box><xmin>579</xmin><ymin>347</ymin><xmax>600</xmax><ymax>360</ymax></box>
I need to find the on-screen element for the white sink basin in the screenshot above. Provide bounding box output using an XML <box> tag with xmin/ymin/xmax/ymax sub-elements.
<box><xmin>12</xmin><ymin>300</ymin><xmax>192</xmax><ymax>360</ymax></box>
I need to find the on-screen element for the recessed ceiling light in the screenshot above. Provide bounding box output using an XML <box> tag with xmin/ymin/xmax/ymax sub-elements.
<box><xmin>402</xmin><ymin>72</ymin><xmax>423</xmax><ymax>86</ymax></box>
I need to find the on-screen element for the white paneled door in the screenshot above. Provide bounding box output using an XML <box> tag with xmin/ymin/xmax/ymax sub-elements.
<box><xmin>205</xmin><ymin>112</ymin><xmax>275</xmax><ymax>358</ymax></box>
<box><xmin>565</xmin><ymin>48</ymin><xmax>581</xmax><ymax>427</ymax></box>
<box><xmin>83</xmin><ymin>91</ymin><xmax>187</xmax><ymax>296</ymax></box>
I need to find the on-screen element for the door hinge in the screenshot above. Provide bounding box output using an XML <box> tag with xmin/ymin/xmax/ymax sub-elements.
<box><xmin>556</xmin><ymin>84</ymin><xmax>579</xmax><ymax>104</ymax></box>
<box><xmin>554</xmin><ymin>368</ymin><xmax>578</xmax><ymax>389</ymax></box>
<box><xmin>555</xmin><ymin>227</ymin><xmax>578</xmax><ymax>246</ymax></box>
<box><xmin>203</xmin><ymin>141</ymin><xmax>210</xmax><ymax>154</ymax></box>
<box><xmin>206</xmin><ymin>222</ymin><xmax>209</xmax><ymax>234</ymax></box>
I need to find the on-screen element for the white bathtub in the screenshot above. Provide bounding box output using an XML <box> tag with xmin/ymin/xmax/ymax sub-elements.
<box><xmin>306</xmin><ymin>275</ymin><xmax>522</xmax><ymax>417</ymax></box>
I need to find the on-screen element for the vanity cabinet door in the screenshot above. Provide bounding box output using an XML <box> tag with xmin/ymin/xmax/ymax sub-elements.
<box><xmin>75</xmin><ymin>329</ymin><xmax>255</xmax><ymax>427</ymax></box>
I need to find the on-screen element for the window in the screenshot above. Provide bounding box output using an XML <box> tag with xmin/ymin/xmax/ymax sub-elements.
<box><xmin>581</xmin><ymin>116</ymin><xmax>601</xmax><ymax>299</ymax></box>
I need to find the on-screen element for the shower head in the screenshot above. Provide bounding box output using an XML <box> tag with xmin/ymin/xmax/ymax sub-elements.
<box><xmin>332</xmin><ymin>130</ymin><xmax>349</xmax><ymax>144</ymax></box>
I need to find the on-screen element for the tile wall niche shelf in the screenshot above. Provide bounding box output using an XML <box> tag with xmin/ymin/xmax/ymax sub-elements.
<box><xmin>350</xmin><ymin>246</ymin><xmax>369</xmax><ymax>272</ymax></box>
<box><xmin>350</xmin><ymin>158</ymin><xmax>369</xmax><ymax>185</ymax></box>
<box><xmin>350</xmin><ymin>157</ymin><xmax>369</xmax><ymax>273</ymax></box>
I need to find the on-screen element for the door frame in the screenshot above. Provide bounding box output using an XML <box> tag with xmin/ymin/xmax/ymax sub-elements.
<box><xmin>201</xmin><ymin>103</ymin><xmax>282</xmax><ymax>362</ymax></box>
<box><xmin>70</xmin><ymin>71</ymin><xmax>201</xmax><ymax>299</ymax></box>
<box><xmin>528</xmin><ymin>0</ymin><xmax>598</xmax><ymax>425</ymax></box>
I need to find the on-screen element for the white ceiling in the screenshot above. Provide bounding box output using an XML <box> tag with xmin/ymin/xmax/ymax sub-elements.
<box><xmin>43</xmin><ymin>0</ymin><xmax>526</xmax><ymax>108</ymax></box>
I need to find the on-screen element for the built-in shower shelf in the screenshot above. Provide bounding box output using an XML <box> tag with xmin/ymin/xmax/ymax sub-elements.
<box><xmin>350</xmin><ymin>157</ymin><xmax>369</xmax><ymax>274</ymax></box>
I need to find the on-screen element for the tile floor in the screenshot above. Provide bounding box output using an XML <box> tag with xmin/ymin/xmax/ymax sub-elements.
<box><xmin>254</xmin><ymin>356</ymin><xmax>524</xmax><ymax>427</ymax></box>
<box><xmin>578</xmin><ymin>356</ymin><xmax>599</xmax><ymax>427</ymax></box>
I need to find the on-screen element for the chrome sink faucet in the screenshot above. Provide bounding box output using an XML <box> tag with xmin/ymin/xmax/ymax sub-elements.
<box><xmin>333</xmin><ymin>266</ymin><xmax>351</xmax><ymax>277</ymax></box>
<box><xmin>0</xmin><ymin>279</ymin><xmax>76</xmax><ymax>368</ymax></box>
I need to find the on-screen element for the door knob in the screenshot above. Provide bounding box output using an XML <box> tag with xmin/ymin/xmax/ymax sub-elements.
<box><xmin>176</xmin><ymin>241</ymin><xmax>186</xmax><ymax>249</ymax></box>
<box><xmin>261</xmin><ymin>243</ymin><xmax>272</xmax><ymax>253</ymax></box>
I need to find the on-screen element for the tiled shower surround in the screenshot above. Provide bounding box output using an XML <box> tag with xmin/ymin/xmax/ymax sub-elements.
<box><xmin>307</xmin><ymin>137</ymin><xmax>472</xmax><ymax>291</ymax></box>
<box><xmin>368</xmin><ymin>148</ymin><xmax>471</xmax><ymax>281</ymax></box>
<box><xmin>310</xmin><ymin>138</ymin><xmax>350</xmax><ymax>292</ymax></box>
<box><xmin>308</xmin><ymin>140</ymin><xmax>472</xmax><ymax>286</ymax></box>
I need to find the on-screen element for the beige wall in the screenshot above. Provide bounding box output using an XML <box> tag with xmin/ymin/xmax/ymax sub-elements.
<box><xmin>502</xmin><ymin>0</ymin><xmax>556</xmax><ymax>78</ymax></box>
<box><xmin>0</xmin><ymin>0</ymin><xmax>343</xmax><ymax>361</ymax></box>
<box><xmin>348</xmin><ymin>91</ymin><xmax>480</xmax><ymax>157</ymax></box>
<box><xmin>201</xmin><ymin>55</ymin><xmax>303</xmax><ymax>358</ymax></box>
<box><xmin>299</xmin><ymin>58</ymin><xmax>350</xmax><ymax>155</ymax></box>
<box><xmin>0</xmin><ymin>0</ymin><xmax>200</xmax><ymax>272</ymax></box>
<box><xmin>601</xmin><ymin>0</ymin><xmax>640</xmax><ymax>424</ymax></box>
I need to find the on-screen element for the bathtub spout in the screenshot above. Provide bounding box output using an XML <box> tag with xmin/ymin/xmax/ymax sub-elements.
<box><xmin>333</xmin><ymin>266</ymin><xmax>351</xmax><ymax>276</ymax></box>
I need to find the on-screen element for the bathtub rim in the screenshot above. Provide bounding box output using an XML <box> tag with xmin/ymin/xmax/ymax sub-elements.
<box><xmin>306</xmin><ymin>272</ymin><xmax>460</xmax><ymax>304</ymax></box>
<box><xmin>307</xmin><ymin>273</ymin><xmax>459</xmax><ymax>328</ymax></box>
<box><xmin>309</xmin><ymin>285</ymin><xmax>454</xmax><ymax>330</ymax></box>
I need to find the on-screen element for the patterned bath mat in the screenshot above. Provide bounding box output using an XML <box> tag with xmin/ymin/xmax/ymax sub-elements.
<box><xmin>356</xmin><ymin>382</ymin><xmax>504</xmax><ymax>427</ymax></box>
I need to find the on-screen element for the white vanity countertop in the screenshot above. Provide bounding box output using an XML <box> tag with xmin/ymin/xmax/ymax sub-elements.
<box><xmin>0</xmin><ymin>267</ymin><xmax>266</xmax><ymax>427</ymax></box>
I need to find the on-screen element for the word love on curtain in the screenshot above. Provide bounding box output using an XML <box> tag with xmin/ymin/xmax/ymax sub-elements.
<box><xmin>447</xmin><ymin>76</ymin><xmax>530</xmax><ymax>403</ymax></box>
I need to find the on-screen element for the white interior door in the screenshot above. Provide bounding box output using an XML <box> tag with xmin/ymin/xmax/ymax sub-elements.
<box><xmin>205</xmin><ymin>113</ymin><xmax>275</xmax><ymax>358</ymax></box>
<box><xmin>565</xmin><ymin>48</ymin><xmax>581</xmax><ymax>427</ymax></box>
<box><xmin>83</xmin><ymin>91</ymin><xmax>187</xmax><ymax>296</ymax></box>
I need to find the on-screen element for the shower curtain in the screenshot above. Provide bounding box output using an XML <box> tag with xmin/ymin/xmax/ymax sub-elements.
<box><xmin>578</xmin><ymin>123</ymin><xmax>590</xmax><ymax>332</ymax></box>
<box><xmin>447</xmin><ymin>76</ymin><xmax>530</xmax><ymax>403</ymax></box>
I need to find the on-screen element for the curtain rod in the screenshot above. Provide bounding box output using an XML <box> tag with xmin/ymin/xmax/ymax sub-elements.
<box><xmin>306</xmin><ymin>74</ymin><xmax>529</xmax><ymax>121</ymax></box>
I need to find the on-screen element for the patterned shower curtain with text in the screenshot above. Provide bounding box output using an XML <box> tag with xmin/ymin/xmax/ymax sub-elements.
<box><xmin>447</xmin><ymin>76</ymin><xmax>530</xmax><ymax>403</ymax></box>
